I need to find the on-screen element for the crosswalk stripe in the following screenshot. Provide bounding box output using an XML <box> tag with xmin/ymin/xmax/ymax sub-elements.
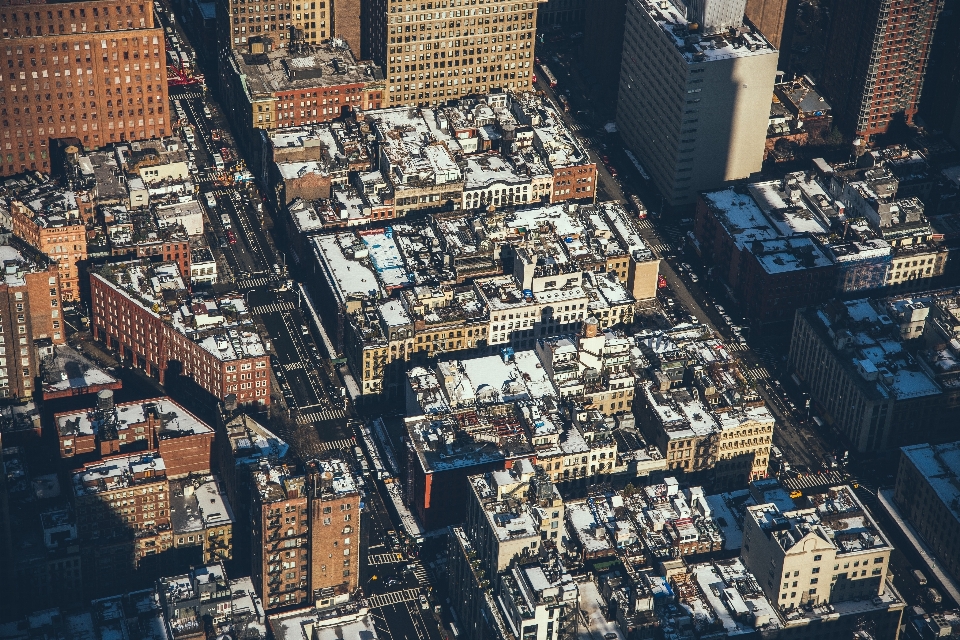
<box><xmin>251</xmin><ymin>301</ymin><xmax>296</xmax><ymax>315</ymax></box>
<box><xmin>366</xmin><ymin>588</ymin><xmax>422</xmax><ymax>609</ymax></box>
<box><xmin>368</xmin><ymin>553</ymin><xmax>406</xmax><ymax>566</ymax></box>
<box><xmin>283</xmin><ymin>361</ymin><xmax>305</xmax><ymax>372</ymax></box>
<box><xmin>296</xmin><ymin>408</ymin><xmax>347</xmax><ymax>425</ymax></box>
<box><xmin>410</xmin><ymin>560</ymin><xmax>429</xmax><ymax>583</ymax></box>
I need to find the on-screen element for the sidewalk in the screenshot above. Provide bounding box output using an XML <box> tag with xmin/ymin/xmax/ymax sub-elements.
<box><xmin>877</xmin><ymin>488</ymin><xmax>960</xmax><ymax>607</ymax></box>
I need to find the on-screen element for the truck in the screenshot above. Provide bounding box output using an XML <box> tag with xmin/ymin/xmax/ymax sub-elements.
<box><xmin>205</xmin><ymin>193</ymin><xmax>217</xmax><ymax>210</ymax></box>
<box><xmin>927</xmin><ymin>588</ymin><xmax>942</xmax><ymax>605</ymax></box>
<box><xmin>538</xmin><ymin>63</ymin><xmax>558</xmax><ymax>88</ymax></box>
<box><xmin>913</xmin><ymin>570</ymin><xmax>928</xmax><ymax>586</ymax></box>
<box><xmin>220</xmin><ymin>214</ymin><xmax>232</xmax><ymax>228</ymax></box>
<box><xmin>212</xmin><ymin>153</ymin><xmax>225</xmax><ymax>171</ymax></box>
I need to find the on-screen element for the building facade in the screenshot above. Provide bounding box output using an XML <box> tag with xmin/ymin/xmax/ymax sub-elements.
<box><xmin>378</xmin><ymin>0</ymin><xmax>538</xmax><ymax>107</ymax></box>
<box><xmin>895</xmin><ymin>442</ymin><xmax>960</xmax><ymax>585</ymax></box>
<box><xmin>617</xmin><ymin>0</ymin><xmax>778</xmax><ymax>206</ymax></box>
<box><xmin>0</xmin><ymin>0</ymin><xmax>169</xmax><ymax>175</ymax></box>
<box><xmin>0</xmin><ymin>237</ymin><xmax>64</xmax><ymax>399</ymax></box>
<box><xmin>90</xmin><ymin>260</ymin><xmax>271</xmax><ymax>406</ymax></box>
<box><xmin>819</xmin><ymin>0</ymin><xmax>944</xmax><ymax>140</ymax></box>
<box><xmin>307</xmin><ymin>460</ymin><xmax>360</xmax><ymax>600</ymax></box>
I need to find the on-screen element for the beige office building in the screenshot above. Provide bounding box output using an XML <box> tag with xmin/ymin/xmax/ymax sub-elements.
<box><xmin>617</xmin><ymin>0</ymin><xmax>778</xmax><ymax>206</ymax></box>
<box><xmin>380</xmin><ymin>0</ymin><xmax>538</xmax><ymax>106</ymax></box>
<box><xmin>743</xmin><ymin>486</ymin><xmax>892</xmax><ymax>611</ymax></box>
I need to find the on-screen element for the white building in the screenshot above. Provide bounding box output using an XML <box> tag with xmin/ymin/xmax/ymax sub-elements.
<box><xmin>617</xmin><ymin>0</ymin><xmax>778</xmax><ymax>206</ymax></box>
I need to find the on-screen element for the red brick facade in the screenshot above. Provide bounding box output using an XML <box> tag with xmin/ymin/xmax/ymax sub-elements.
<box><xmin>551</xmin><ymin>164</ymin><xmax>596</xmax><ymax>202</ymax></box>
<box><xmin>90</xmin><ymin>273</ymin><xmax>271</xmax><ymax>405</ymax></box>
<box><xmin>0</xmin><ymin>0</ymin><xmax>169</xmax><ymax>175</ymax></box>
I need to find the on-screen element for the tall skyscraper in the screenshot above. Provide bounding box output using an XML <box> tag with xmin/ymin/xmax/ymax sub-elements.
<box><xmin>617</xmin><ymin>0</ymin><xmax>779</xmax><ymax>207</ymax></box>
<box><xmin>819</xmin><ymin>0</ymin><xmax>944</xmax><ymax>142</ymax></box>
<box><xmin>0</xmin><ymin>0</ymin><xmax>169</xmax><ymax>175</ymax></box>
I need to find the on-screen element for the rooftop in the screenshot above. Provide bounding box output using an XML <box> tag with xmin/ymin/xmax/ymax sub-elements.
<box><xmin>637</xmin><ymin>0</ymin><xmax>776</xmax><ymax>63</ymax></box>
<box><xmin>230</xmin><ymin>42</ymin><xmax>382</xmax><ymax>98</ymax></box>
<box><xmin>900</xmin><ymin>441</ymin><xmax>960</xmax><ymax>531</ymax></box>
<box><xmin>73</xmin><ymin>454</ymin><xmax>167</xmax><ymax>497</ymax></box>
<box><xmin>170</xmin><ymin>475</ymin><xmax>235</xmax><ymax>535</ymax></box>
<box><xmin>56</xmin><ymin>397</ymin><xmax>211</xmax><ymax>440</ymax></box>
<box><xmin>93</xmin><ymin>260</ymin><xmax>266</xmax><ymax>362</ymax></box>
<box><xmin>748</xmin><ymin>485</ymin><xmax>891</xmax><ymax>556</ymax></box>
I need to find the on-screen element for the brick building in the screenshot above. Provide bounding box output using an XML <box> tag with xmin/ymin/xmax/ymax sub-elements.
<box><xmin>72</xmin><ymin>453</ymin><xmax>172</xmax><ymax>596</ymax></box>
<box><xmin>217</xmin><ymin>0</ymin><xmax>329</xmax><ymax>51</ymax></box>
<box><xmin>306</xmin><ymin>459</ymin><xmax>360</xmax><ymax>599</ymax></box>
<box><xmin>0</xmin><ymin>0</ymin><xmax>170</xmax><ymax>175</ymax></box>
<box><xmin>11</xmin><ymin>196</ymin><xmax>86</xmax><ymax>302</ymax></box>
<box><xmin>250</xmin><ymin>462</ymin><xmax>310</xmax><ymax>610</ymax></box>
<box><xmin>90</xmin><ymin>260</ymin><xmax>271</xmax><ymax>406</ymax></box>
<box><xmin>0</xmin><ymin>236</ymin><xmax>65</xmax><ymax>399</ymax></box>
<box><xmin>219</xmin><ymin>39</ymin><xmax>383</xmax><ymax>162</ymax></box>
<box><xmin>56</xmin><ymin>394</ymin><xmax>215</xmax><ymax>477</ymax></box>
<box><xmin>819</xmin><ymin>0</ymin><xmax>944</xmax><ymax>141</ymax></box>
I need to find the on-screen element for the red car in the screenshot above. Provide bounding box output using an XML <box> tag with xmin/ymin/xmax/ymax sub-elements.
<box><xmin>226</xmin><ymin>230</ymin><xmax>237</xmax><ymax>244</ymax></box>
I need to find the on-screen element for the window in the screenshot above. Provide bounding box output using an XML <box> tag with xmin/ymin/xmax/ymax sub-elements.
<box><xmin>808</xmin><ymin>588</ymin><xmax>817</xmax><ymax>595</ymax></box>
<box><xmin>810</xmin><ymin>578</ymin><xmax>819</xmax><ymax>585</ymax></box>
<box><xmin>813</xmin><ymin>555</ymin><xmax>822</xmax><ymax>561</ymax></box>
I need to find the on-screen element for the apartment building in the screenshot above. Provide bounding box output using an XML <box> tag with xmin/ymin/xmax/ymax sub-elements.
<box><xmin>743</xmin><ymin>485</ymin><xmax>893</xmax><ymax>610</ymax></box>
<box><xmin>217</xmin><ymin>0</ymin><xmax>330</xmax><ymax>50</ymax></box>
<box><xmin>250</xmin><ymin>462</ymin><xmax>310</xmax><ymax>610</ymax></box>
<box><xmin>617</xmin><ymin>0</ymin><xmax>778</xmax><ymax>206</ymax></box>
<box><xmin>90</xmin><ymin>260</ymin><xmax>270</xmax><ymax>406</ymax></box>
<box><xmin>636</xmin><ymin>323</ymin><xmax>773</xmax><ymax>489</ymax></box>
<box><xmin>220</xmin><ymin>39</ymin><xmax>384</xmax><ymax>157</ymax></box>
<box><xmin>11</xmin><ymin>190</ymin><xmax>86</xmax><ymax>302</ymax></box>
<box><xmin>306</xmin><ymin>459</ymin><xmax>361</xmax><ymax>600</ymax></box>
<box><xmin>169</xmin><ymin>476</ymin><xmax>235</xmax><ymax>564</ymax></box>
<box><xmin>0</xmin><ymin>236</ymin><xmax>64</xmax><ymax>399</ymax></box>
<box><xmin>820</xmin><ymin>0</ymin><xmax>944</xmax><ymax>140</ymax></box>
<box><xmin>0</xmin><ymin>0</ymin><xmax>170</xmax><ymax>175</ymax></box>
<box><xmin>464</xmin><ymin>460</ymin><xmax>564</xmax><ymax>577</ymax></box>
<box><xmin>788</xmin><ymin>299</ymin><xmax>941</xmax><ymax>451</ymax></box>
<box><xmin>72</xmin><ymin>453</ymin><xmax>172</xmax><ymax>596</ymax></box>
<box><xmin>55</xmin><ymin>394</ymin><xmax>215</xmax><ymax>477</ymax></box>
<box><xmin>377</xmin><ymin>0</ymin><xmax>538</xmax><ymax>107</ymax></box>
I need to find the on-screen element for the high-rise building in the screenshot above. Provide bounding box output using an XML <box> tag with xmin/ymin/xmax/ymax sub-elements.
<box><xmin>0</xmin><ymin>236</ymin><xmax>65</xmax><ymax>399</ymax></box>
<box><xmin>217</xmin><ymin>0</ymin><xmax>330</xmax><ymax>51</ymax></box>
<box><xmin>372</xmin><ymin>0</ymin><xmax>539</xmax><ymax>107</ymax></box>
<box><xmin>250</xmin><ymin>462</ymin><xmax>310</xmax><ymax>610</ymax></box>
<box><xmin>819</xmin><ymin>0</ymin><xmax>944</xmax><ymax>141</ymax></box>
<box><xmin>248</xmin><ymin>458</ymin><xmax>361</xmax><ymax>610</ymax></box>
<box><xmin>582</xmin><ymin>0</ymin><xmax>627</xmax><ymax>109</ymax></box>
<box><xmin>617</xmin><ymin>0</ymin><xmax>778</xmax><ymax>207</ymax></box>
<box><xmin>0</xmin><ymin>0</ymin><xmax>169</xmax><ymax>175</ymax></box>
<box><xmin>744</xmin><ymin>0</ymin><xmax>790</xmax><ymax>48</ymax></box>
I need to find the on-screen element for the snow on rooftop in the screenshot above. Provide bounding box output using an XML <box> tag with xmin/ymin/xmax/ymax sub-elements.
<box><xmin>360</xmin><ymin>230</ymin><xmax>410</xmax><ymax>289</ymax></box>
<box><xmin>314</xmin><ymin>233</ymin><xmax>384</xmax><ymax>301</ymax></box>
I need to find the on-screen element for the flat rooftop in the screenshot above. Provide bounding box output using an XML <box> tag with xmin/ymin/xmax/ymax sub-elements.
<box><xmin>230</xmin><ymin>43</ymin><xmax>382</xmax><ymax>98</ymax></box>
<box><xmin>170</xmin><ymin>475</ymin><xmax>235</xmax><ymax>534</ymax></box>
<box><xmin>900</xmin><ymin>441</ymin><xmax>960</xmax><ymax>530</ymax></box>
<box><xmin>93</xmin><ymin>260</ymin><xmax>266</xmax><ymax>362</ymax></box>
<box><xmin>638</xmin><ymin>0</ymin><xmax>776</xmax><ymax>63</ymax></box>
<box><xmin>56</xmin><ymin>397</ymin><xmax>211</xmax><ymax>440</ymax></box>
